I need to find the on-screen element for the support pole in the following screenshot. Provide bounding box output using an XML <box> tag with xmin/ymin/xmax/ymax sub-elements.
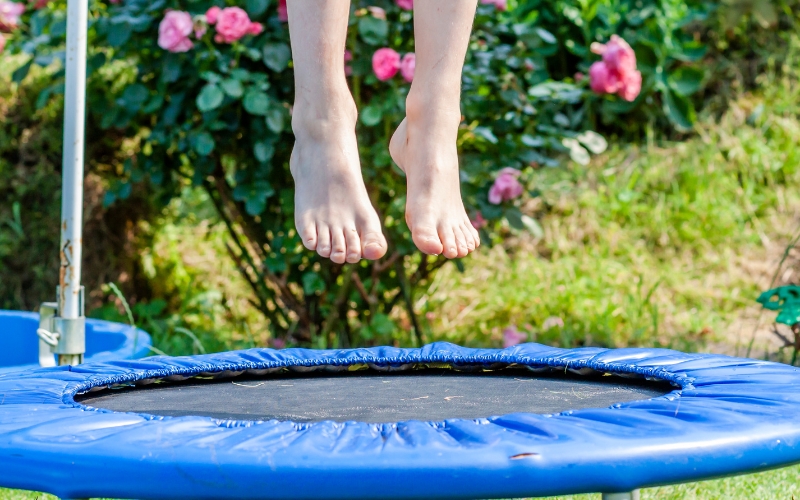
<box><xmin>602</xmin><ymin>491</ymin><xmax>640</xmax><ymax>500</ymax></box>
<box><xmin>56</xmin><ymin>0</ymin><xmax>88</xmax><ymax>366</ymax></box>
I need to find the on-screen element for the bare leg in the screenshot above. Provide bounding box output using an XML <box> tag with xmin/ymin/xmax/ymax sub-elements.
<box><xmin>288</xmin><ymin>1</ymin><xmax>388</xmax><ymax>264</ymax></box>
<box><xmin>389</xmin><ymin>0</ymin><xmax>481</xmax><ymax>259</ymax></box>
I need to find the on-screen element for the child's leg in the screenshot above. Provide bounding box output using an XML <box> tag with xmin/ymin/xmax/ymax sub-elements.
<box><xmin>288</xmin><ymin>1</ymin><xmax>388</xmax><ymax>264</ymax></box>
<box><xmin>390</xmin><ymin>0</ymin><xmax>481</xmax><ymax>259</ymax></box>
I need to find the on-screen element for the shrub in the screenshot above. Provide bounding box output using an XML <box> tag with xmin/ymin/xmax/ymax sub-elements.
<box><xmin>4</xmin><ymin>0</ymin><xmax>759</xmax><ymax>347</ymax></box>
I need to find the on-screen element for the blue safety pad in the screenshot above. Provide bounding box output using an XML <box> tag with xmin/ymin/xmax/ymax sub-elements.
<box><xmin>1</xmin><ymin>342</ymin><xmax>799</xmax><ymax>499</ymax></box>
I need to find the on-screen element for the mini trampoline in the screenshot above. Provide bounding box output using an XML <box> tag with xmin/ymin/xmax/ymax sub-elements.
<box><xmin>2</xmin><ymin>342</ymin><xmax>800</xmax><ymax>499</ymax></box>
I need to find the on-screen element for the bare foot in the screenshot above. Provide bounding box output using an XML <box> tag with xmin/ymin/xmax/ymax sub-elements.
<box><xmin>291</xmin><ymin>91</ymin><xmax>388</xmax><ymax>264</ymax></box>
<box><xmin>389</xmin><ymin>95</ymin><xmax>480</xmax><ymax>259</ymax></box>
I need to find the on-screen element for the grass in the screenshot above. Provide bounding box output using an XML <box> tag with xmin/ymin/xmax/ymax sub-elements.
<box><xmin>2</xmin><ymin>463</ymin><xmax>798</xmax><ymax>499</ymax></box>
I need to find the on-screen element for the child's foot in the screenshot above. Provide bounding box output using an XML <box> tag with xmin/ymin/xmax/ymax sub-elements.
<box><xmin>291</xmin><ymin>91</ymin><xmax>388</xmax><ymax>264</ymax></box>
<box><xmin>389</xmin><ymin>95</ymin><xmax>480</xmax><ymax>259</ymax></box>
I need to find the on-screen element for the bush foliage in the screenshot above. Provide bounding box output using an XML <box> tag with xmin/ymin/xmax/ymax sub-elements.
<box><xmin>1</xmin><ymin>0</ymin><xmax>792</xmax><ymax>347</ymax></box>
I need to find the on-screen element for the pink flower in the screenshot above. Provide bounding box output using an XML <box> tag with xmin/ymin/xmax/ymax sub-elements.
<box><xmin>471</xmin><ymin>211</ymin><xmax>487</xmax><ymax>229</ymax></box>
<box><xmin>488</xmin><ymin>167</ymin><xmax>523</xmax><ymax>205</ymax></box>
<box><xmin>0</xmin><ymin>2</ymin><xmax>25</xmax><ymax>32</ymax></box>
<box><xmin>503</xmin><ymin>326</ymin><xmax>527</xmax><ymax>348</ymax></box>
<box><xmin>0</xmin><ymin>33</ymin><xmax>5</xmax><ymax>54</ymax></box>
<box><xmin>344</xmin><ymin>49</ymin><xmax>353</xmax><ymax>76</ymax></box>
<box><xmin>247</xmin><ymin>22</ymin><xmax>263</xmax><ymax>35</ymax></box>
<box><xmin>277</xmin><ymin>0</ymin><xmax>287</xmax><ymax>22</ymax></box>
<box><xmin>367</xmin><ymin>6</ymin><xmax>386</xmax><ymax>19</ymax></box>
<box><xmin>400</xmin><ymin>52</ymin><xmax>415</xmax><ymax>82</ymax></box>
<box><xmin>595</xmin><ymin>35</ymin><xmax>636</xmax><ymax>74</ymax></box>
<box><xmin>205</xmin><ymin>6</ymin><xmax>220</xmax><ymax>24</ymax></box>
<box><xmin>480</xmin><ymin>0</ymin><xmax>507</xmax><ymax>10</ymax></box>
<box><xmin>214</xmin><ymin>7</ymin><xmax>254</xmax><ymax>43</ymax></box>
<box><xmin>372</xmin><ymin>47</ymin><xmax>400</xmax><ymax>81</ymax></box>
<box><xmin>158</xmin><ymin>11</ymin><xmax>194</xmax><ymax>53</ymax></box>
<box><xmin>193</xmin><ymin>15</ymin><xmax>207</xmax><ymax>38</ymax></box>
<box><xmin>395</xmin><ymin>0</ymin><xmax>413</xmax><ymax>10</ymax></box>
<box><xmin>33</xmin><ymin>0</ymin><xmax>47</xmax><ymax>9</ymax></box>
<box><xmin>271</xmin><ymin>338</ymin><xmax>286</xmax><ymax>349</ymax></box>
<box><xmin>589</xmin><ymin>35</ymin><xmax>642</xmax><ymax>102</ymax></box>
<box><xmin>574</xmin><ymin>72</ymin><xmax>584</xmax><ymax>82</ymax></box>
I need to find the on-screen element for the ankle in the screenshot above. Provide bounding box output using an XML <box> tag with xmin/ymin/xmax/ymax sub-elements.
<box><xmin>405</xmin><ymin>88</ymin><xmax>462</xmax><ymax>128</ymax></box>
<box><xmin>292</xmin><ymin>86</ymin><xmax>357</xmax><ymax>141</ymax></box>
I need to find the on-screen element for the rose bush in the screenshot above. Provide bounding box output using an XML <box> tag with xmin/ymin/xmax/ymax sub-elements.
<box><xmin>2</xmin><ymin>0</ymin><xmax>709</xmax><ymax>346</ymax></box>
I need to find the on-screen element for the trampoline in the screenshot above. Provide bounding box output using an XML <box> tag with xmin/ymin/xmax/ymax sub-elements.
<box><xmin>2</xmin><ymin>342</ymin><xmax>800</xmax><ymax>499</ymax></box>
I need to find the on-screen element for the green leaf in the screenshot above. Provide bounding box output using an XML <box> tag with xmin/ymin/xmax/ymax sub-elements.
<box><xmin>753</xmin><ymin>1</ymin><xmax>778</xmax><ymax>28</ymax></box>
<box><xmin>520</xmin><ymin>214</ymin><xmax>544</xmax><ymax>238</ymax></box>
<box><xmin>535</xmin><ymin>28</ymin><xmax>556</xmax><ymax>44</ymax></box>
<box><xmin>562</xmin><ymin>138</ymin><xmax>590</xmax><ymax>165</ymax></box>
<box><xmin>265</xmin><ymin>107</ymin><xmax>285</xmax><ymax>133</ymax></box>
<box><xmin>243</xmin><ymin>89</ymin><xmax>270</xmax><ymax>116</ymax></box>
<box><xmin>107</xmin><ymin>22</ymin><xmax>132</xmax><ymax>47</ymax></box>
<box><xmin>473</xmin><ymin>126</ymin><xmax>498</xmax><ymax>144</ymax></box>
<box><xmin>370</xmin><ymin>313</ymin><xmax>396</xmax><ymax>337</ymax></box>
<box><xmin>221</xmin><ymin>78</ymin><xmax>244</xmax><ymax>99</ymax></box>
<box><xmin>262</xmin><ymin>43</ymin><xmax>291</xmax><ymax>72</ymax></box>
<box><xmin>668</xmin><ymin>66</ymin><xmax>704</xmax><ymax>96</ymax></box>
<box><xmin>360</xmin><ymin>105</ymin><xmax>383</xmax><ymax>126</ymax></box>
<box><xmin>254</xmin><ymin>142</ymin><xmax>275</xmax><ymax>162</ymax></box>
<box><xmin>576</xmin><ymin>131</ymin><xmax>607</xmax><ymax>155</ymax></box>
<box><xmin>663</xmin><ymin>89</ymin><xmax>696</xmax><ymax>131</ymax></box>
<box><xmin>675</xmin><ymin>41</ymin><xmax>707</xmax><ymax>63</ymax></box>
<box><xmin>196</xmin><ymin>84</ymin><xmax>224</xmax><ymax>112</ymax></box>
<box><xmin>246</xmin><ymin>0</ymin><xmax>269</xmax><ymax>17</ymax></box>
<box><xmin>12</xmin><ymin>60</ymin><xmax>32</xmax><ymax>83</ymax></box>
<box><xmin>190</xmin><ymin>132</ymin><xmax>216</xmax><ymax>156</ymax></box>
<box><xmin>358</xmin><ymin>16</ymin><xmax>388</xmax><ymax>45</ymax></box>
<box><xmin>302</xmin><ymin>272</ymin><xmax>326</xmax><ymax>295</ymax></box>
<box><xmin>521</xmin><ymin>135</ymin><xmax>545</xmax><ymax>148</ymax></box>
<box><xmin>121</xmin><ymin>84</ymin><xmax>149</xmax><ymax>112</ymax></box>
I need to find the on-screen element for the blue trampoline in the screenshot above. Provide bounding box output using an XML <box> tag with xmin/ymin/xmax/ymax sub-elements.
<box><xmin>0</xmin><ymin>310</ymin><xmax>151</xmax><ymax>373</ymax></box>
<box><xmin>2</xmin><ymin>342</ymin><xmax>799</xmax><ymax>499</ymax></box>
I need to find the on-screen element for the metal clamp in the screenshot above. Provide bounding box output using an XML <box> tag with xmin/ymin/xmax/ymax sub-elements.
<box><xmin>37</xmin><ymin>302</ymin><xmax>58</xmax><ymax>368</ymax></box>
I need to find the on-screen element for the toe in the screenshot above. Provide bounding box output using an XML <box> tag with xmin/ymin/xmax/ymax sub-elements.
<box><xmin>361</xmin><ymin>227</ymin><xmax>388</xmax><ymax>260</ymax></box>
<box><xmin>297</xmin><ymin>220</ymin><xmax>318</xmax><ymax>251</ymax></box>
<box><xmin>316</xmin><ymin>225</ymin><xmax>332</xmax><ymax>258</ymax></box>
<box><xmin>466</xmin><ymin>218</ymin><xmax>481</xmax><ymax>247</ymax></box>
<box><xmin>439</xmin><ymin>226</ymin><xmax>459</xmax><ymax>259</ymax></box>
<box><xmin>454</xmin><ymin>226</ymin><xmax>470</xmax><ymax>258</ymax></box>
<box><xmin>344</xmin><ymin>227</ymin><xmax>362</xmax><ymax>264</ymax></box>
<box><xmin>412</xmin><ymin>224</ymin><xmax>444</xmax><ymax>256</ymax></box>
<box><xmin>330</xmin><ymin>229</ymin><xmax>347</xmax><ymax>264</ymax></box>
<box><xmin>461</xmin><ymin>223</ymin><xmax>476</xmax><ymax>251</ymax></box>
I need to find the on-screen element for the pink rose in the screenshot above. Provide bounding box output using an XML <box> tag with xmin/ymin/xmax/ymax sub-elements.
<box><xmin>158</xmin><ymin>11</ymin><xmax>194</xmax><ymax>53</ymax></box>
<box><xmin>480</xmin><ymin>0</ymin><xmax>506</xmax><ymax>10</ymax></box>
<box><xmin>503</xmin><ymin>326</ymin><xmax>527</xmax><ymax>348</ymax></box>
<box><xmin>488</xmin><ymin>167</ymin><xmax>523</xmax><ymax>205</ymax></box>
<box><xmin>344</xmin><ymin>49</ymin><xmax>353</xmax><ymax>76</ymax></box>
<box><xmin>205</xmin><ymin>5</ymin><xmax>220</xmax><ymax>24</ymax></box>
<box><xmin>247</xmin><ymin>22</ymin><xmax>263</xmax><ymax>35</ymax></box>
<box><xmin>277</xmin><ymin>0</ymin><xmax>287</xmax><ymax>22</ymax></box>
<box><xmin>471</xmin><ymin>211</ymin><xmax>487</xmax><ymax>229</ymax></box>
<box><xmin>400</xmin><ymin>52</ymin><xmax>415</xmax><ymax>83</ymax></box>
<box><xmin>0</xmin><ymin>33</ymin><xmax>5</xmax><ymax>54</ymax></box>
<box><xmin>595</xmin><ymin>35</ymin><xmax>636</xmax><ymax>73</ymax></box>
<box><xmin>589</xmin><ymin>60</ymin><xmax>619</xmax><ymax>94</ymax></box>
<box><xmin>589</xmin><ymin>35</ymin><xmax>642</xmax><ymax>102</ymax></box>
<box><xmin>395</xmin><ymin>0</ymin><xmax>413</xmax><ymax>10</ymax></box>
<box><xmin>214</xmin><ymin>7</ymin><xmax>254</xmax><ymax>44</ymax></box>
<box><xmin>367</xmin><ymin>6</ymin><xmax>386</xmax><ymax>19</ymax></box>
<box><xmin>372</xmin><ymin>47</ymin><xmax>400</xmax><ymax>81</ymax></box>
<box><xmin>0</xmin><ymin>1</ymin><xmax>25</xmax><ymax>32</ymax></box>
<box><xmin>618</xmin><ymin>69</ymin><xmax>642</xmax><ymax>102</ymax></box>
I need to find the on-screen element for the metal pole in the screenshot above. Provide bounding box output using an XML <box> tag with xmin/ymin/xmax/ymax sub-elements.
<box><xmin>55</xmin><ymin>0</ymin><xmax>88</xmax><ymax>366</ymax></box>
<box><xmin>602</xmin><ymin>491</ymin><xmax>640</xmax><ymax>500</ymax></box>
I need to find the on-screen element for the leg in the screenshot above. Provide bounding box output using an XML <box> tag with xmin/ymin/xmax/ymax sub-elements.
<box><xmin>389</xmin><ymin>0</ymin><xmax>481</xmax><ymax>259</ymax></box>
<box><xmin>287</xmin><ymin>1</ymin><xmax>388</xmax><ymax>264</ymax></box>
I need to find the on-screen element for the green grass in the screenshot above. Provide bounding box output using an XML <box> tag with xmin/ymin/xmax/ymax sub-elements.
<box><xmin>2</xmin><ymin>463</ymin><xmax>798</xmax><ymax>499</ymax></box>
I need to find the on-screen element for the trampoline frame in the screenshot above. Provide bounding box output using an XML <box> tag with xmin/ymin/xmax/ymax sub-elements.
<box><xmin>2</xmin><ymin>342</ymin><xmax>800</xmax><ymax>499</ymax></box>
